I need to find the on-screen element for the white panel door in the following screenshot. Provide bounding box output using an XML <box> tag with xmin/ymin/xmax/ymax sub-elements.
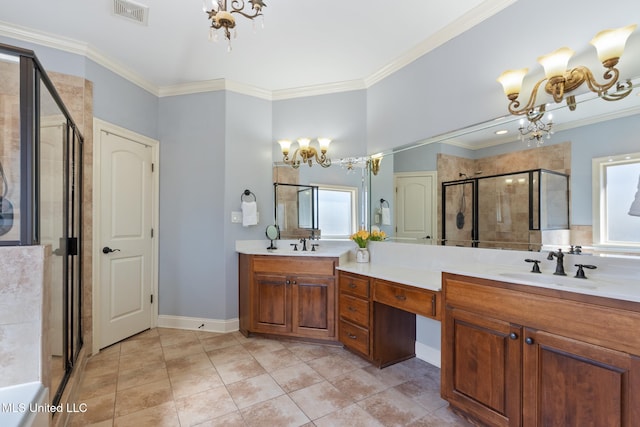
<box><xmin>395</xmin><ymin>173</ymin><xmax>437</xmax><ymax>243</ymax></box>
<box><xmin>100</xmin><ymin>131</ymin><xmax>153</xmax><ymax>348</ymax></box>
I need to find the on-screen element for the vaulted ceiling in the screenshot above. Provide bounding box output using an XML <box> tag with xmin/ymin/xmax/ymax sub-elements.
<box><xmin>0</xmin><ymin>0</ymin><xmax>509</xmax><ymax>94</ymax></box>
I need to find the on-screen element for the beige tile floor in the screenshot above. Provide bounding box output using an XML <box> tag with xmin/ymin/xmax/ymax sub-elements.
<box><xmin>69</xmin><ymin>328</ymin><xmax>473</xmax><ymax>427</ymax></box>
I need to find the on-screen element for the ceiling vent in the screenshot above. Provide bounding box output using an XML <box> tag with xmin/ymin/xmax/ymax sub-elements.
<box><xmin>112</xmin><ymin>0</ymin><xmax>149</xmax><ymax>25</ymax></box>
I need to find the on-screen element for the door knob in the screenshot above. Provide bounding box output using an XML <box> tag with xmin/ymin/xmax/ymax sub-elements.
<box><xmin>102</xmin><ymin>246</ymin><xmax>121</xmax><ymax>254</ymax></box>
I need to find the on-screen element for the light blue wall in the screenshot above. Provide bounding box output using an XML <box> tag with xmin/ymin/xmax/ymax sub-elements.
<box><xmin>86</xmin><ymin>60</ymin><xmax>158</xmax><ymax>140</ymax></box>
<box><xmin>157</xmin><ymin>91</ymin><xmax>227</xmax><ymax>318</ymax></box>
<box><xmin>223</xmin><ymin>92</ymin><xmax>273</xmax><ymax>318</ymax></box>
<box><xmin>273</xmin><ymin>90</ymin><xmax>368</xmax><ymax>160</ymax></box>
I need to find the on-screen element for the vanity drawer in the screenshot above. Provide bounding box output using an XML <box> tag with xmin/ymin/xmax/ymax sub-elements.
<box><xmin>339</xmin><ymin>272</ymin><xmax>370</xmax><ymax>298</ymax></box>
<box><xmin>252</xmin><ymin>256</ymin><xmax>335</xmax><ymax>276</ymax></box>
<box><xmin>339</xmin><ymin>293</ymin><xmax>370</xmax><ymax>328</ymax></box>
<box><xmin>373</xmin><ymin>279</ymin><xmax>438</xmax><ymax>319</ymax></box>
<box><xmin>339</xmin><ymin>319</ymin><xmax>370</xmax><ymax>356</ymax></box>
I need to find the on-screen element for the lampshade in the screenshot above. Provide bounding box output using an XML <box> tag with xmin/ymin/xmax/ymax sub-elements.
<box><xmin>277</xmin><ymin>139</ymin><xmax>291</xmax><ymax>154</ymax></box>
<box><xmin>297</xmin><ymin>138</ymin><xmax>311</xmax><ymax>150</ymax></box>
<box><xmin>497</xmin><ymin>68</ymin><xmax>529</xmax><ymax>98</ymax></box>
<box><xmin>590</xmin><ymin>24</ymin><xmax>638</xmax><ymax>66</ymax></box>
<box><xmin>317</xmin><ymin>138</ymin><xmax>332</xmax><ymax>152</ymax></box>
<box><xmin>537</xmin><ymin>47</ymin><xmax>575</xmax><ymax>79</ymax></box>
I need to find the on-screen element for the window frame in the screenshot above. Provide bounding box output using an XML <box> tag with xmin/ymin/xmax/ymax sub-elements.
<box><xmin>592</xmin><ymin>151</ymin><xmax>640</xmax><ymax>252</ymax></box>
<box><xmin>312</xmin><ymin>183</ymin><xmax>358</xmax><ymax>239</ymax></box>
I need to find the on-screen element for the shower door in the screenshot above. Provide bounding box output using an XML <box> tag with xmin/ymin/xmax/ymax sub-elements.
<box><xmin>39</xmin><ymin>73</ymin><xmax>82</xmax><ymax>407</ymax></box>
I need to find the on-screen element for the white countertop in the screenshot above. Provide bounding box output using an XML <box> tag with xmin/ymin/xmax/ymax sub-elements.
<box><xmin>237</xmin><ymin>240</ymin><xmax>640</xmax><ymax>305</ymax></box>
<box><xmin>337</xmin><ymin>262</ymin><xmax>442</xmax><ymax>292</ymax></box>
<box><xmin>443</xmin><ymin>264</ymin><xmax>640</xmax><ymax>303</ymax></box>
<box><xmin>236</xmin><ymin>239</ymin><xmax>352</xmax><ymax>259</ymax></box>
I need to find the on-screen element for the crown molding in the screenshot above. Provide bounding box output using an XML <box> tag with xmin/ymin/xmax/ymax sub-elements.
<box><xmin>1</xmin><ymin>2</ymin><xmax>513</xmax><ymax>100</ymax></box>
<box><xmin>0</xmin><ymin>21</ymin><xmax>159</xmax><ymax>96</ymax></box>
<box><xmin>271</xmin><ymin>80</ymin><xmax>367</xmax><ymax>101</ymax></box>
<box><xmin>365</xmin><ymin>0</ymin><xmax>516</xmax><ymax>88</ymax></box>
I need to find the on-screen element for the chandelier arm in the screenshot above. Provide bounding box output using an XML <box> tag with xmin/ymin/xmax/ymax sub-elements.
<box><xmin>230</xmin><ymin>0</ymin><xmax>263</xmax><ymax>19</ymax></box>
<box><xmin>232</xmin><ymin>9</ymin><xmax>263</xmax><ymax>19</ymax></box>
<box><xmin>574</xmin><ymin>66</ymin><xmax>619</xmax><ymax>96</ymax></box>
<box><xmin>508</xmin><ymin>78</ymin><xmax>547</xmax><ymax>116</ymax></box>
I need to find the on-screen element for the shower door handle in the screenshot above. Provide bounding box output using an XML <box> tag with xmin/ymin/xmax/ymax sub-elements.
<box><xmin>102</xmin><ymin>246</ymin><xmax>121</xmax><ymax>254</ymax></box>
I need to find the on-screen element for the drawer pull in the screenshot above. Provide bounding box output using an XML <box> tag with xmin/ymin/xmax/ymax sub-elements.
<box><xmin>348</xmin><ymin>306</ymin><xmax>356</xmax><ymax>312</ymax></box>
<box><xmin>349</xmin><ymin>282</ymin><xmax>357</xmax><ymax>289</ymax></box>
<box><xmin>347</xmin><ymin>333</ymin><xmax>357</xmax><ymax>339</ymax></box>
<box><xmin>395</xmin><ymin>294</ymin><xmax>407</xmax><ymax>301</ymax></box>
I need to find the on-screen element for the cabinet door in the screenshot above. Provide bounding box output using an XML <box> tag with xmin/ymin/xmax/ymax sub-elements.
<box><xmin>253</xmin><ymin>274</ymin><xmax>291</xmax><ymax>334</ymax></box>
<box><xmin>291</xmin><ymin>276</ymin><xmax>335</xmax><ymax>339</ymax></box>
<box><xmin>523</xmin><ymin>329</ymin><xmax>640</xmax><ymax>427</ymax></box>
<box><xmin>442</xmin><ymin>307</ymin><xmax>522</xmax><ymax>427</ymax></box>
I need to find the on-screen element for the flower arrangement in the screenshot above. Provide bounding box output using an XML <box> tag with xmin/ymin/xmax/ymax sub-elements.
<box><xmin>350</xmin><ymin>229</ymin><xmax>386</xmax><ymax>248</ymax></box>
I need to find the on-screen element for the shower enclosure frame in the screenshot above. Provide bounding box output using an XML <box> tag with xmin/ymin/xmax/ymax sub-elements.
<box><xmin>441</xmin><ymin>168</ymin><xmax>569</xmax><ymax>248</ymax></box>
<box><xmin>0</xmin><ymin>43</ymin><xmax>84</xmax><ymax>407</ymax></box>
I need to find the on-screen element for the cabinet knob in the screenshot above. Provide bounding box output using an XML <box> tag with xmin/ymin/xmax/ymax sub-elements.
<box><xmin>395</xmin><ymin>294</ymin><xmax>407</xmax><ymax>301</ymax></box>
<box><xmin>348</xmin><ymin>306</ymin><xmax>356</xmax><ymax>312</ymax></box>
<box><xmin>525</xmin><ymin>337</ymin><xmax>534</xmax><ymax>345</ymax></box>
<box><xmin>509</xmin><ymin>332</ymin><xmax>518</xmax><ymax>340</ymax></box>
<box><xmin>349</xmin><ymin>282</ymin><xmax>357</xmax><ymax>289</ymax></box>
<box><xmin>285</xmin><ymin>280</ymin><xmax>290</xmax><ymax>285</ymax></box>
<box><xmin>347</xmin><ymin>333</ymin><xmax>357</xmax><ymax>339</ymax></box>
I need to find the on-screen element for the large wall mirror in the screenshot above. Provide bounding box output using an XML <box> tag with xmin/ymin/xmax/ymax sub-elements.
<box><xmin>272</xmin><ymin>75</ymin><xmax>640</xmax><ymax>258</ymax></box>
<box><xmin>368</xmin><ymin>75</ymin><xmax>640</xmax><ymax>256</ymax></box>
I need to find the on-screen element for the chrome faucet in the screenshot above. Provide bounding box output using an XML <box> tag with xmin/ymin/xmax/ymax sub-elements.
<box><xmin>547</xmin><ymin>249</ymin><xmax>566</xmax><ymax>276</ymax></box>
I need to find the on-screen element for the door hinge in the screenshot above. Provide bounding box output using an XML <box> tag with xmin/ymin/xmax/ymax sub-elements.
<box><xmin>151</xmin><ymin>228</ymin><xmax>154</xmax><ymax>238</ymax></box>
<box><xmin>150</xmin><ymin>294</ymin><xmax>153</xmax><ymax>304</ymax></box>
<box><xmin>151</xmin><ymin>163</ymin><xmax>154</xmax><ymax>172</ymax></box>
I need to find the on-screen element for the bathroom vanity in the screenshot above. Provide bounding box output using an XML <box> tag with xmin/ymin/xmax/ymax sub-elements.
<box><xmin>337</xmin><ymin>270</ymin><xmax>441</xmax><ymax>367</ymax></box>
<box><xmin>238</xmin><ymin>251</ymin><xmax>343</xmax><ymax>341</ymax></box>
<box><xmin>441</xmin><ymin>272</ymin><xmax>640</xmax><ymax>427</ymax></box>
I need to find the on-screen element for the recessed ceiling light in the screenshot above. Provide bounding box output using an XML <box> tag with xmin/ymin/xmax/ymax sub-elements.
<box><xmin>495</xmin><ymin>130</ymin><xmax>508</xmax><ymax>135</ymax></box>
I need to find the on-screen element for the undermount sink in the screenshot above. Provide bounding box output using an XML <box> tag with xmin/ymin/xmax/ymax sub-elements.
<box><xmin>499</xmin><ymin>272</ymin><xmax>599</xmax><ymax>290</ymax></box>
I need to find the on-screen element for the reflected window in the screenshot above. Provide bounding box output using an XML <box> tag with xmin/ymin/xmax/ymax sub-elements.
<box><xmin>316</xmin><ymin>184</ymin><xmax>357</xmax><ymax>239</ymax></box>
<box><xmin>593</xmin><ymin>153</ymin><xmax>640</xmax><ymax>247</ymax></box>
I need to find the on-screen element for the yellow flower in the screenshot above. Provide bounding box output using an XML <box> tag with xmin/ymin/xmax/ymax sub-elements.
<box><xmin>350</xmin><ymin>229</ymin><xmax>385</xmax><ymax>247</ymax></box>
<box><xmin>350</xmin><ymin>229</ymin><xmax>370</xmax><ymax>248</ymax></box>
<box><xmin>370</xmin><ymin>230</ymin><xmax>386</xmax><ymax>241</ymax></box>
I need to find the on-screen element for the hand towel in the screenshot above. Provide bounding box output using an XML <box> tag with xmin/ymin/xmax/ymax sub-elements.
<box><xmin>381</xmin><ymin>207</ymin><xmax>391</xmax><ymax>225</ymax></box>
<box><xmin>241</xmin><ymin>201</ymin><xmax>258</xmax><ymax>226</ymax></box>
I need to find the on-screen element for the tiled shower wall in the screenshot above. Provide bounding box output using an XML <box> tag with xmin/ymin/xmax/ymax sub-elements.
<box><xmin>436</xmin><ymin>141</ymin><xmax>578</xmax><ymax>247</ymax></box>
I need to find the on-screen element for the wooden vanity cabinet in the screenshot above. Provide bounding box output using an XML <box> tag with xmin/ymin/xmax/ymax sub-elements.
<box><xmin>338</xmin><ymin>271</ymin><xmax>441</xmax><ymax>368</ymax></box>
<box><xmin>442</xmin><ymin>273</ymin><xmax>640</xmax><ymax>427</ymax></box>
<box><xmin>239</xmin><ymin>254</ymin><xmax>337</xmax><ymax>341</ymax></box>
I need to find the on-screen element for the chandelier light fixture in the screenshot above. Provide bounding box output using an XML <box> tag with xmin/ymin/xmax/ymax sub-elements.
<box><xmin>518</xmin><ymin>109</ymin><xmax>553</xmax><ymax>147</ymax></box>
<box><xmin>203</xmin><ymin>0</ymin><xmax>266</xmax><ymax>50</ymax></box>
<box><xmin>497</xmin><ymin>24</ymin><xmax>637</xmax><ymax>116</ymax></box>
<box><xmin>278</xmin><ymin>138</ymin><xmax>332</xmax><ymax>169</ymax></box>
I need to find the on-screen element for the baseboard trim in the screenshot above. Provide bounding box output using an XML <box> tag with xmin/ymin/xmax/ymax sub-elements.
<box><xmin>415</xmin><ymin>341</ymin><xmax>441</xmax><ymax>368</ymax></box>
<box><xmin>157</xmin><ymin>315</ymin><xmax>239</xmax><ymax>333</ymax></box>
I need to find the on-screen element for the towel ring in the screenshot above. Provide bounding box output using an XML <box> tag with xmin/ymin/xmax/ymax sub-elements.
<box><xmin>380</xmin><ymin>198</ymin><xmax>389</xmax><ymax>208</ymax></box>
<box><xmin>241</xmin><ymin>189</ymin><xmax>256</xmax><ymax>202</ymax></box>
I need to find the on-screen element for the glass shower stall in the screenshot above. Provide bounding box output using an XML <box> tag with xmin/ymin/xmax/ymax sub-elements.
<box><xmin>0</xmin><ymin>43</ymin><xmax>83</xmax><ymax>406</ymax></box>
<box><xmin>442</xmin><ymin>169</ymin><xmax>569</xmax><ymax>251</ymax></box>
